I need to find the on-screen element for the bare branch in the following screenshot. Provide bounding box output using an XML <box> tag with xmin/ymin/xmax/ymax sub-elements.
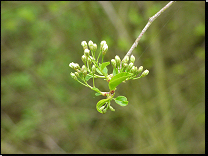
<box><xmin>123</xmin><ymin>1</ymin><xmax>176</xmax><ymax>60</ymax></box>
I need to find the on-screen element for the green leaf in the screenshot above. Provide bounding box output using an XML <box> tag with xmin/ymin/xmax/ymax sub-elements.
<box><xmin>96</xmin><ymin>68</ymin><xmax>103</xmax><ymax>75</ymax></box>
<box><xmin>96</xmin><ymin>98</ymin><xmax>110</xmax><ymax>114</ymax></box>
<box><xmin>114</xmin><ymin>96</ymin><xmax>128</xmax><ymax>106</ymax></box>
<box><xmin>100</xmin><ymin>62</ymin><xmax>110</xmax><ymax>71</ymax></box>
<box><xmin>85</xmin><ymin>74</ymin><xmax>93</xmax><ymax>81</ymax></box>
<box><xmin>102</xmin><ymin>67</ymin><xmax>108</xmax><ymax>75</ymax></box>
<box><xmin>109</xmin><ymin>72</ymin><xmax>133</xmax><ymax>90</ymax></box>
<box><xmin>113</xmin><ymin>68</ymin><xmax>118</xmax><ymax>76</ymax></box>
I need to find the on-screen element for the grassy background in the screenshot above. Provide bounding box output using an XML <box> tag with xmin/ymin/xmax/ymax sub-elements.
<box><xmin>1</xmin><ymin>1</ymin><xmax>205</xmax><ymax>154</ymax></box>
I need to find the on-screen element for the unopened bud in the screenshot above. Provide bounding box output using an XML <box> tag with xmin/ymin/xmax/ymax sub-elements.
<box><xmin>100</xmin><ymin>40</ymin><xmax>107</xmax><ymax>48</ymax></box>
<box><xmin>111</xmin><ymin>59</ymin><xmax>116</xmax><ymax>69</ymax></box>
<box><xmin>84</xmin><ymin>49</ymin><xmax>90</xmax><ymax>57</ymax></box>
<box><xmin>100</xmin><ymin>105</ymin><xmax>105</xmax><ymax>111</ymax></box>
<box><xmin>70</xmin><ymin>72</ymin><xmax>77</xmax><ymax>80</ymax></box>
<box><xmin>81</xmin><ymin>41</ymin><xmax>88</xmax><ymax>50</ymax></box>
<box><xmin>81</xmin><ymin>65</ymin><xmax>87</xmax><ymax>77</ymax></box>
<box><xmin>75</xmin><ymin>72</ymin><xmax>79</xmax><ymax>77</ymax></box>
<box><xmin>130</xmin><ymin>66</ymin><xmax>137</xmax><ymax>75</ymax></box>
<box><xmin>122</xmin><ymin>56</ymin><xmax>129</xmax><ymax>64</ymax></box>
<box><xmin>92</xmin><ymin>43</ymin><xmax>97</xmax><ymax>52</ymax></box>
<box><xmin>88</xmin><ymin>40</ymin><xmax>93</xmax><ymax>49</ymax></box>
<box><xmin>82</xmin><ymin>55</ymin><xmax>87</xmax><ymax>64</ymax></box>
<box><xmin>102</xmin><ymin>44</ymin><xmax>108</xmax><ymax>55</ymax></box>
<box><xmin>126</xmin><ymin>62</ymin><xmax>134</xmax><ymax>72</ymax></box>
<box><xmin>115</xmin><ymin>55</ymin><xmax>121</xmax><ymax>67</ymax></box>
<box><xmin>138</xmin><ymin>66</ymin><xmax>143</xmax><ymax>73</ymax></box>
<box><xmin>69</xmin><ymin>62</ymin><xmax>80</xmax><ymax>70</ymax></box>
<box><xmin>130</xmin><ymin>55</ymin><xmax>135</xmax><ymax>63</ymax></box>
<box><xmin>141</xmin><ymin>69</ymin><xmax>149</xmax><ymax>77</ymax></box>
<box><xmin>92</xmin><ymin>65</ymin><xmax>96</xmax><ymax>74</ymax></box>
<box><xmin>87</xmin><ymin>56</ymin><xmax>93</xmax><ymax>66</ymax></box>
<box><xmin>122</xmin><ymin>63</ymin><xmax>128</xmax><ymax>71</ymax></box>
<box><xmin>109</xmin><ymin>106</ymin><xmax>115</xmax><ymax>111</ymax></box>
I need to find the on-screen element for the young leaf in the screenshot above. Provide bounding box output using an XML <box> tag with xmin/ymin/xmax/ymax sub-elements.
<box><xmin>114</xmin><ymin>96</ymin><xmax>128</xmax><ymax>106</ymax></box>
<box><xmin>113</xmin><ymin>68</ymin><xmax>118</xmax><ymax>76</ymax></box>
<box><xmin>96</xmin><ymin>68</ymin><xmax>103</xmax><ymax>75</ymax></box>
<box><xmin>102</xmin><ymin>67</ymin><xmax>108</xmax><ymax>75</ymax></box>
<box><xmin>85</xmin><ymin>74</ymin><xmax>93</xmax><ymax>81</ymax></box>
<box><xmin>100</xmin><ymin>62</ymin><xmax>110</xmax><ymax>71</ymax></box>
<box><xmin>109</xmin><ymin>72</ymin><xmax>133</xmax><ymax>90</ymax></box>
<box><xmin>96</xmin><ymin>98</ymin><xmax>110</xmax><ymax>114</ymax></box>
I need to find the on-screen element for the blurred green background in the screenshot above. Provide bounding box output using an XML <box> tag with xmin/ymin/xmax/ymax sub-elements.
<box><xmin>1</xmin><ymin>1</ymin><xmax>205</xmax><ymax>154</ymax></box>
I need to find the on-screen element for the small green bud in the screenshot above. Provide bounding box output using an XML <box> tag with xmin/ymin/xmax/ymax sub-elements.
<box><xmin>126</xmin><ymin>62</ymin><xmax>134</xmax><ymax>72</ymax></box>
<box><xmin>81</xmin><ymin>41</ymin><xmax>88</xmax><ymax>50</ymax></box>
<box><xmin>141</xmin><ymin>69</ymin><xmax>149</xmax><ymax>77</ymax></box>
<box><xmin>130</xmin><ymin>55</ymin><xmax>135</xmax><ymax>63</ymax></box>
<box><xmin>122</xmin><ymin>63</ymin><xmax>128</xmax><ymax>71</ymax></box>
<box><xmin>84</xmin><ymin>49</ymin><xmax>90</xmax><ymax>57</ymax></box>
<box><xmin>122</xmin><ymin>56</ymin><xmax>129</xmax><ymax>64</ymax></box>
<box><xmin>81</xmin><ymin>55</ymin><xmax>87</xmax><ymax>64</ymax></box>
<box><xmin>92</xmin><ymin>65</ymin><xmax>96</xmax><ymax>74</ymax></box>
<box><xmin>102</xmin><ymin>108</ymin><xmax>107</xmax><ymax>114</ymax></box>
<box><xmin>109</xmin><ymin>106</ymin><xmax>115</xmax><ymax>111</ymax></box>
<box><xmin>70</xmin><ymin>72</ymin><xmax>77</xmax><ymax>80</ymax></box>
<box><xmin>111</xmin><ymin>59</ymin><xmax>116</xmax><ymax>69</ymax></box>
<box><xmin>100</xmin><ymin>105</ymin><xmax>105</xmax><ymax>111</ymax></box>
<box><xmin>115</xmin><ymin>55</ymin><xmax>121</xmax><ymax>67</ymax></box>
<box><xmin>88</xmin><ymin>40</ymin><xmax>94</xmax><ymax>51</ymax></box>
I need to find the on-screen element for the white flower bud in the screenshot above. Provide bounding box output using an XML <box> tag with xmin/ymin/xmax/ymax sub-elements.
<box><xmin>141</xmin><ymin>69</ymin><xmax>149</xmax><ymax>77</ymax></box>
<box><xmin>111</xmin><ymin>59</ymin><xmax>116</xmax><ymax>69</ymax></box>
<box><xmin>84</xmin><ymin>49</ymin><xmax>90</xmax><ymax>57</ymax></box>
<box><xmin>102</xmin><ymin>44</ymin><xmax>108</xmax><ymax>55</ymax></box>
<box><xmin>81</xmin><ymin>41</ymin><xmax>88</xmax><ymax>50</ymax></box>
<box><xmin>115</xmin><ymin>55</ymin><xmax>121</xmax><ymax>67</ymax></box>
<box><xmin>92</xmin><ymin>43</ymin><xmax>97</xmax><ymax>52</ymax></box>
<box><xmin>70</xmin><ymin>72</ymin><xmax>77</xmax><ymax>80</ymax></box>
<box><xmin>73</xmin><ymin>63</ymin><xmax>80</xmax><ymax>70</ymax></box>
<box><xmin>100</xmin><ymin>40</ymin><xmax>106</xmax><ymax>47</ymax></box>
<box><xmin>130</xmin><ymin>66</ymin><xmax>137</xmax><ymax>74</ymax></box>
<box><xmin>88</xmin><ymin>40</ymin><xmax>94</xmax><ymax>51</ymax></box>
<box><xmin>81</xmin><ymin>55</ymin><xmax>87</xmax><ymax>64</ymax></box>
<box><xmin>130</xmin><ymin>55</ymin><xmax>135</xmax><ymax>63</ymax></box>
<box><xmin>126</xmin><ymin>62</ymin><xmax>134</xmax><ymax>72</ymax></box>
<box><xmin>138</xmin><ymin>66</ymin><xmax>143</xmax><ymax>73</ymax></box>
<box><xmin>121</xmin><ymin>63</ymin><xmax>128</xmax><ymax>71</ymax></box>
<box><xmin>122</xmin><ymin>56</ymin><xmax>129</xmax><ymax>64</ymax></box>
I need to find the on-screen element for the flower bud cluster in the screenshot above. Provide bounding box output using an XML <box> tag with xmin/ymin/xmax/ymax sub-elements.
<box><xmin>109</xmin><ymin>54</ymin><xmax>149</xmax><ymax>79</ymax></box>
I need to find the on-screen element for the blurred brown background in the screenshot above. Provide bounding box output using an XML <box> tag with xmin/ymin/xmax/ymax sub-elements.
<box><xmin>1</xmin><ymin>1</ymin><xmax>205</xmax><ymax>154</ymax></box>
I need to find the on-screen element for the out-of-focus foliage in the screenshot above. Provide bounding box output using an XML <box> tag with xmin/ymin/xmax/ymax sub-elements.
<box><xmin>1</xmin><ymin>1</ymin><xmax>205</xmax><ymax>154</ymax></box>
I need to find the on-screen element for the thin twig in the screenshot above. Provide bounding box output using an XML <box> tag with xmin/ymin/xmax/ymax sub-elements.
<box><xmin>123</xmin><ymin>1</ymin><xmax>176</xmax><ymax>60</ymax></box>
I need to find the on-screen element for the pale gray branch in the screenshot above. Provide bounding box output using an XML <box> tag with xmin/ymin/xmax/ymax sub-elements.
<box><xmin>123</xmin><ymin>1</ymin><xmax>176</xmax><ymax>60</ymax></box>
